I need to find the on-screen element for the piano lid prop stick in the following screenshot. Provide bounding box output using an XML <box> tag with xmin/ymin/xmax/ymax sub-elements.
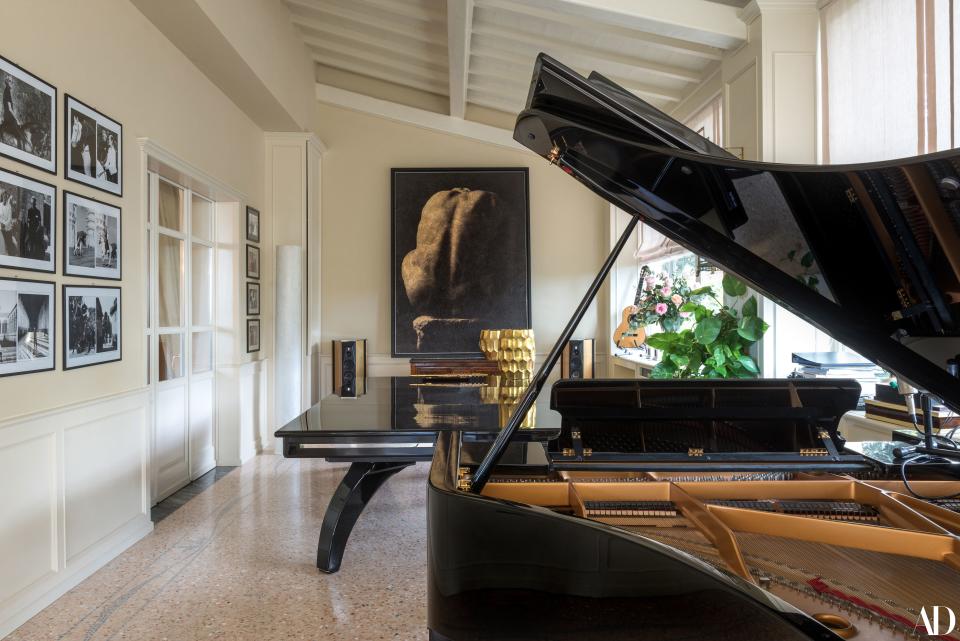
<box><xmin>470</xmin><ymin>214</ymin><xmax>642</xmax><ymax>492</ymax></box>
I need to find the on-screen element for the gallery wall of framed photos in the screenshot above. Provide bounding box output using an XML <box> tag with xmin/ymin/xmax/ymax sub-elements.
<box><xmin>0</xmin><ymin>53</ymin><xmax>124</xmax><ymax>381</ymax></box>
<box><xmin>245</xmin><ymin>206</ymin><xmax>260</xmax><ymax>353</ymax></box>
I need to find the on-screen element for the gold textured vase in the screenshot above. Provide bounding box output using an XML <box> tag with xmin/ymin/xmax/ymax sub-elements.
<box><xmin>499</xmin><ymin>384</ymin><xmax>536</xmax><ymax>429</ymax></box>
<box><xmin>497</xmin><ymin>329</ymin><xmax>535</xmax><ymax>381</ymax></box>
<box><xmin>479</xmin><ymin>329</ymin><xmax>502</xmax><ymax>362</ymax></box>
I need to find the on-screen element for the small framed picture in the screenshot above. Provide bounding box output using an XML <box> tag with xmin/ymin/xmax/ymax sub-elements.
<box><xmin>246</xmin><ymin>281</ymin><xmax>260</xmax><ymax>315</ymax></box>
<box><xmin>63</xmin><ymin>191</ymin><xmax>121</xmax><ymax>280</ymax></box>
<box><xmin>0</xmin><ymin>55</ymin><xmax>57</xmax><ymax>174</ymax></box>
<box><xmin>0</xmin><ymin>168</ymin><xmax>56</xmax><ymax>273</ymax></box>
<box><xmin>0</xmin><ymin>277</ymin><xmax>55</xmax><ymax>378</ymax></box>
<box><xmin>246</xmin><ymin>206</ymin><xmax>260</xmax><ymax>243</ymax></box>
<box><xmin>246</xmin><ymin>244</ymin><xmax>260</xmax><ymax>279</ymax></box>
<box><xmin>246</xmin><ymin>318</ymin><xmax>260</xmax><ymax>353</ymax></box>
<box><xmin>63</xmin><ymin>285</ymin><xmax>121</xmax><ymax>370</ymax></box>
<box><xmin>64</xmin><ymin>95</ymin><xmax>122</xmax><ymax>197</ymax></box>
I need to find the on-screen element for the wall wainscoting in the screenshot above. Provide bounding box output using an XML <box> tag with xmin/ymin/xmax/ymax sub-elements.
<box><xmin>0</xmin><ymin>388</ymin><xmax>152</xmax><ymax>639</ymax></box>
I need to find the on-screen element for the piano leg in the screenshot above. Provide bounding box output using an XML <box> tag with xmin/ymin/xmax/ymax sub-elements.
<box><xmin>317</xmin><ymin>461</ymin><xmax>415</xmax><ymax>573</ymax></box>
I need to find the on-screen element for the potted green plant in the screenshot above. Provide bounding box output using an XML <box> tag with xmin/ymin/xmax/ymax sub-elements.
<box><xmin>646</xmin><ymin>274</ymin><xmax>768</xmax><ymax>379</ymax></box>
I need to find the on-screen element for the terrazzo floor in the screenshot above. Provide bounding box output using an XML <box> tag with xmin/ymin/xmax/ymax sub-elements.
<box><xmin>6</xmin><ymin>455</ymin><xmax>429</xmax><ymax>641</ymax></box>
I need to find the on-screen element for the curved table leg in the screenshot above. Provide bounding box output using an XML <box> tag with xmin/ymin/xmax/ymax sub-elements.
<box><xmin>317</xmin><ymin>461</ymin><xmax>415</xmax><ymax>573</ymax></box>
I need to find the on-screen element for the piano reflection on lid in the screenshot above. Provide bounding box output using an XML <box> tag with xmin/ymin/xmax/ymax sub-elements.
<box><xmin>427</xmin><ymin>54</ymin><xmax>960</xmax><ymax>641</ymax></box>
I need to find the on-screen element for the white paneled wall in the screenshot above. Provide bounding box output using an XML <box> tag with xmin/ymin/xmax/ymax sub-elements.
<box><xmin>0</xmin><ymin>389</ymin><xmax>152</xmax><ymax>638</ymax></box>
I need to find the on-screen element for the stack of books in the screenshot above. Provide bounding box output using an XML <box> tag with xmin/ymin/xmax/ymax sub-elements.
<box><xmin>791</xmin><ymin>352</ymin><xmax>886</xmax><ymax>405</ymax></box>
<box><xmin>865</xmin><ymin>383</ymin><xmax>957</xmax><ymax>430</ymax></box>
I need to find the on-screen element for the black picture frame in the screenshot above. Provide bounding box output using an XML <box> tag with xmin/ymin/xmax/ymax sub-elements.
<box><xmin>0</xmin><ymin>167</ymin><xmax>57</xmax><ymax>273</ymax></box>
<box><xmin>246</xmin><ymin>206</ymin><xmax>260</xmax><ymax>243</ymax></box>
<box><xmin>246</xmin><ymin>244</ymin><xmax>260</xmax><ymax>280</ymax></box>
<box><xmin>62</xmin><ymin>190</ymin><xmax>121</xmax><ymax>280</ymax></box>
<box><xmin>246</xmin><ymin>281</ymin><xmax>260</xmax><ymax>315</ymax></box>
<box><xmin>0</xmin><ymin>54</ymin><xmax>57</xmax><ymax>175</ymax></box>
<box><xmin>246</xmin><ymin>318</ymin><xmax>260</xmax><ymax>353</ymax></box>
<box><xmin>62</xmin><ymin>284</ymin><xmax>121</xmax><ymax>370</ymax></box>
<box><xmin>64</xmin><ymin>94</ymin><xmax>123</xmax><ymax>197</ymax></box>
<box><xmin>0</xmin><ymin>277</ymin><xmax>55</xmax><ymax>378</ymax></box>
<box><xmin>391</xmin><ymin>167</ymin><xmax>532</xmax><ymax>358</ymax></box>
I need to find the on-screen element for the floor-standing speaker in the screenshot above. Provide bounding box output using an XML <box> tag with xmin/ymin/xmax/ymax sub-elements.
<box><xmin>561</xmin><ymin>339</ymin><xmax>594</xmax><ymax>379</ymax></box>
<box><xmin>333</xmin><ymin>339</ymin><xmax>366</xmax><ymax>397</ymax></box>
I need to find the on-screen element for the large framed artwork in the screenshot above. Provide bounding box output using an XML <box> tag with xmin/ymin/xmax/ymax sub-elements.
<box><xmin>64</xmin><ymin>95</ymin><xmax>122</xmax><ymax>196</ymax></box>
<box><xmin>63</xmin><ymin>191</ymin><xmax>121</xmax><ymax>280</ymax></box>
<box><xmin>0</xmin><ymin>55</ymin><xmax>56</xmax><ymax>174</ymax></box>
<box><xmin>63</xmin><ymin>285</ymin><xmax>121</xmax><ymax>370</ymax></box>
<box><xmin>391</xmin><ymin>168</ymin><xmax>531</xmax><ymax>358</ymax></box>
<box><xmin>0</xmin><ymin>277</ymin><xmax>55</xmax><ymax>378</ymax></box>
<box><xmin>0</xmin><ymin>167</ymin><xmax>56</xmax><ymax>273</ymax></box>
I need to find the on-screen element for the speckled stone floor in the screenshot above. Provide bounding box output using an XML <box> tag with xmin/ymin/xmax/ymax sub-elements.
<box><xmin>6</xmin><ymin>455</ymin><xmax>429</xmax><ymax>641</ymax></box>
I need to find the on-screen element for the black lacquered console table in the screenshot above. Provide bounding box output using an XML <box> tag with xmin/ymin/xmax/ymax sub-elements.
<box><xmin>274</xmin><ymin>376</ymin><xmax>559</xmax><ymax>573</ymax></box>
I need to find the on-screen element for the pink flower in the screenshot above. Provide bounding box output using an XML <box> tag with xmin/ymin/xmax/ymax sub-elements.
<box><xmin>643</xmin><ymin>276</ymin><xmax>655</xmax><ymax>291</ymax></box>
<box><xmin>655</xmin><ymin>302</ymin><xmax>668</xmax><ymax>315</ymax></box>
<box><xmin>679</xmin><ymin>311</ymin><xmax>691</xmax><ymax>318</ymax></box>
<box><xmin>660</xmin><ymin>286</ymin><xmax>671</xmax><ymax>296</ymax></box>
<box><xmin>671</xmin><ymin>294</ymin><xmax>683</xmax><ymax>306</ymax></box>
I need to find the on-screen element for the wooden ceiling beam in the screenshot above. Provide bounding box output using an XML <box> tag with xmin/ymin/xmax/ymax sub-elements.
<box><xmin>301</xmin><ymin>34</ymin><xmax>446</xmax><ymax>75</ymax></box>
<box><xmin>290</xmin><ymin>13</ymin><xmax>447</xmax><ymax>59</ymax></box>
<box><xmin>474</xmin><ymin>0</ymin><xmax>726</xmax><ymax>60</ymax></box>
<box><xmin>446</xmin><ymin>0</ymin><xmax>474</xmax><ymax>118</ymax></box>
<box><xmin>286</xmin><ymin>0</ymin><xmax>446</xmax><ymax>47</ymax></box>
<box><xmin>311</xmin><ymin>54</ymin><xmax>449</xmax><ymax>95</ymax></box>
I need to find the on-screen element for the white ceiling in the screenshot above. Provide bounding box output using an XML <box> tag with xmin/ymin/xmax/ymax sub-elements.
<box><xmin>284</xmin><ymin>0</ymin><xmax>746</xmax><ymax>121</ymax></box>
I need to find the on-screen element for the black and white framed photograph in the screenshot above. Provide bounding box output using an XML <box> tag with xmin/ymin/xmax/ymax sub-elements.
<box><xmin>0</xmin><ymin>168</ymin><xmax>56</xmax><ymax>272</ymax></box>
<box><xmin>246</xmin><ymin>281</ymin><xmax>260</xmax><ymax>316</ymax></box>
<box><xmin>246</xmin><ymin>244</ymin><xmax>260</xmax><ymax>279</ymax></box>
<box><xmin>246</xmin><ymin>318</ymin><xmax>260</xmax><ymax>353</ymax></box>
<box><xmin>65</xmin><ymin>95</ymin><xmax>122</xmax><ymax>196</ymax></box>
<box><xmin>0</xmin><ymin>277</ymin><xmax>55</xmax><ymax>378</ymax></box>
<box><xmin>63</xmin><ymin>191</ymin><xmax>121</xmax><ymax>280</ymax></box>
<box><xmin>391</xmin><ymin>168</ymin><xmax>531</xmax><ymax>358</ymax></box>
<box><xmin>63</xmin><ymin>285</ymin><xmax>121</xmax><ymax>370</ymax></box>
<box><xmin>246</xmin><ymin>206</ymin><xmax>260</xmax><ymax>243</ymax></box>
<box><xmin>0</xmin><ymin>55</ymin><xmax>56</xmax><ymax>174</ymax></box>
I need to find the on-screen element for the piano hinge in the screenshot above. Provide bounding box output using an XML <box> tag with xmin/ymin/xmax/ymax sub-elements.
<box><xmin>458</xmin><ymin>478</ymin><xmax>472</xmax><ymax>491</ymax></box>
<box><xmin>562</xmin><ymin>448</ymin><xmax>575</xmax><ymax>457</ymax></box>
<box><xmin>562</xmin><ymin>447</ymin><xmax>592</xmax><ymax>457</ymax></box>
<box><xmin>547</xmin><ymin>144</ymin><xmax>562</xmax><ymax>165</ymax></box>
<box><xmin>583</xmin><ymin>448</ymin><xmax>592</xmax><ymax>457</ymax></box>
<box><xmin>688</xmin><ymin>448</ymin><xmax>704</xmax><ymax>457</ymax></box>
<box><xmin>800</xmin><ymin>448</ymin><xmax>829</xmax><ymax>457</ymax></box>
<box><xmin>845</xmin><ymin>187</ymin><xmax>858</xmax><ymax>204</ymax></box>
<box><xmin>817</xmin><ymin>430</ymin><xmax>830</xmax><ymax>441</ymax></box>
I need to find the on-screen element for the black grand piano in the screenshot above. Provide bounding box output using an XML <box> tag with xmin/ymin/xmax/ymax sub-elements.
<box><xmin>427</xmin><ymin>55</ymin><xmax>960</xmax><ymax>641</ymax></box>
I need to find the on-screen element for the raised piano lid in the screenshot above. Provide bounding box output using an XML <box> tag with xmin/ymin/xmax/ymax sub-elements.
<box><xmin>513</xmin><ymin>53</ymin><xmax>960</xmax><ymax>412</ymax></box>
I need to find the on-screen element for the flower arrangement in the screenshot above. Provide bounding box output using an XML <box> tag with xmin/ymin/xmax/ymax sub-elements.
<box><xmin>629</xmin><ymin>265</ymin><xmax>703</xmax><ymax>333</ymax></box>
<box><xmin>646</xmin><ymin>274</ymin><xmax>768</xmax><ymax>379</ymax></box>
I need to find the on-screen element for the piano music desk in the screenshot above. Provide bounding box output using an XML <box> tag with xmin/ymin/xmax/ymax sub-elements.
<box><xmin>274</xmin><ymin>376</ymin><xmax>559</xmax><ymax>573</ymax></box>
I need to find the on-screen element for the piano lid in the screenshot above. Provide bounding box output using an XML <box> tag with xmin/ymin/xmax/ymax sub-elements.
<box><xmin>514</xmin><ymin>54</ymin><xmax>960</xmax><ymax>412</ymax></box>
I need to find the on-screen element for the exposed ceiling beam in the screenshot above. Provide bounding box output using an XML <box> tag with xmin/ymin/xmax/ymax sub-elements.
<box><xmin>467</xmin><ymin>89</ymin><xmax>522</xmax><ymax>114</ymax></box>
<box><xmin>302</xmin><ymin>35</ymin><xmax>447</xmax><ymax>76</ymax></box>
<box><xmin>290</xmin><ymin>13</ymin><xmax>447</xmax><ymax>60</ymax></box>
<box><xmin>474</xmin><ymin>0</ymin><xmax>745</xmax><ymax>49</ymax></box>
<box><xmin>446</xmin><ymin>0</ymin><xmax>474</xmax><ymax>118</ymax></box>
<box><xmin>311</xmin><ymin>55</ymin><xmax>448</xmax><ymax>95</ymax></box>
<box><xmin>312</xmin><ymin>0</ymin><xmax>442</xmax><ymax>24</ymax></box>
<box><xmin>472</xmin><ymin>23</ymin><xmax>701</xmax><ymax>83</ymax></box>
<box><xmin>286</xmin><ymin>0</ymin><xmax>446</xmax><ymax>47</ymax></box>
<box><xmin>316</xmin><ymin>83</ymin><xmax>525</xmax><ymax>150</ymax></box>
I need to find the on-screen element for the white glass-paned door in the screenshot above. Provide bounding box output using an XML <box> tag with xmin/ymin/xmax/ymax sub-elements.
<box><xmin>147</xmin><ymin>173</ymin><xmax>216</xmax><ymax>503</ymax></box>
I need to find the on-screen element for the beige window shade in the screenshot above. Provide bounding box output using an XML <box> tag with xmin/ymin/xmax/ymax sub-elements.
<box><xmin>633</xmin><ymin>223</ymin><xmax>686</xmax><ymax>263</ymax></box>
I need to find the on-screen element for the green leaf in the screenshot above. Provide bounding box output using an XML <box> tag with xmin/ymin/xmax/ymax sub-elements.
<box><xmin>722</xmin><ymin>274</ymin><xmax>747</xmax><ymax>297</ymax></box>
<box><xmin>738</xmin><ymin>354</ymin><xmax>759</xmax><ymax>374</ymax></box>
<box><xmin>645</xmin><ymin>333</ymin><xmax>677</xmax><ymax>350</ymax></box>
<box><xmin>712</xmin><ymin>345</ymin><xmax>726</xmax><ymax>367</ymax></box>
<box><xmin>715</xmin><ymin>364</ymin><xmax>728</xmax><ymax>377</ymax></box>
<box><xmin>689</xmin><ymin>286</ymin><xmax>713</xmax><ymax>296</ymax></box>
<box><xmin>662</xmin><ymin>316</ymin><xmax>683</xmax><ymax>333</ymax></box>
<box><xmin>741</xmin><ymin>295</ymin><xmax>758</xmax><ymax>318</ymax></box>
<box><xmin>669</xmin><ymin>354</ymin><xmax>690</xmax><ymax>368</ymax></box>
<box><xmin>679</xmin><ymin>302</ymin><xmax>699</xmax><ymax>313</ymax></box>
<box><xmin>694</xmin><ymin>317</ymin><xmax>722</xmax><ymax>345</ymax></box>
<box><xmin>651</xmin><ymin>362</ymin><xmax>676</xmax><ymax>379</ymax></box>
<box><xmin>737</xmin><ymin>316</ymin><xmax>766</xmax><ymax>342</ymax></box>
<box><xmin>800</xmin><ymin>251</ymin><xmax>814</xmax><ymax>268</ymax></box>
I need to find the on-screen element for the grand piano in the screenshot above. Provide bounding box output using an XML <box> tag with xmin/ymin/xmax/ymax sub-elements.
<box><xmin>427</xmin><ymin>54</ymin><xmax>960</xmax><ymax>641</ymax></box>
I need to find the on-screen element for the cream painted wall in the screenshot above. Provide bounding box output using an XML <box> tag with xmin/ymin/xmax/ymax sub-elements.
<box><xmin>0</xmin><ymin>0</ymin><xmax>267</xmax><ymax>422</ymax></box>
<box><xmin>315</xmin><ymin>103</ymin><xmax>609</xmax><ymax>362</ymax></box>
